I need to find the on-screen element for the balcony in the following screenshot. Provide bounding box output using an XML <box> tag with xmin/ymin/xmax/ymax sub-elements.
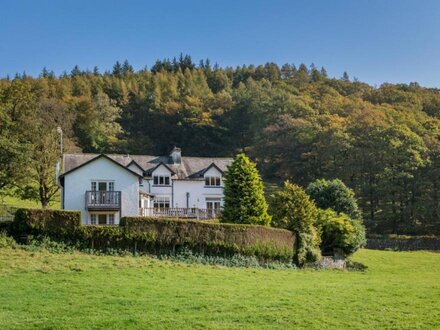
<box><xmin>85</xmin><ymin>191</ymin><xmax>121</xmax><ymax>211</ymax></box>
<box><xmin>140</xmin><ymin>208</ymin><xmax>221</xmax><ymax>219</ymax></box>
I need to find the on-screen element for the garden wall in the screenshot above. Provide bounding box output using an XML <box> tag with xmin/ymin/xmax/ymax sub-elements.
<box><xmin>11</xmin><ymin>209</ymin><xmax>296</xmax><ymax>262</ymax></box>
<box><xmin>366</xmin><ymin>236</ymin><xmax>440</xmax><ymax>251</ymax></box>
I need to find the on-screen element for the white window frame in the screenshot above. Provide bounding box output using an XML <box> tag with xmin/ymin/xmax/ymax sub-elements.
<box><xmin>91</xmin><ymin>180</ymin><xmax>115</xmax><ymax>191</ymax></box>
<box><xmin>153</xmin><ymin>196</ymin><xmax>170</xmax><ymax>209</ymax></box>
<box><xmin>153</xmin><ymin>175</ymin><xmax>170</xmax><ymax>186</ymax></box>
<box><xmin>89</xmin><ymin>213</ymin><xmax>116</xmax><ymax>225</ymax></box>
<box><xmin>206</xmin><ymin>197</ymin><xmax>222</xmax><ymax>211</ymax></box>
<box><xmin>205</xmin><ymin>176</ymin><xmax>221</xmax><ymax>187</ymax></box>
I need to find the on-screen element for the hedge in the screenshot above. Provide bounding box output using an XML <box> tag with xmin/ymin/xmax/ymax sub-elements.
<box><xmin>120</xmin><ymin>217</ymin><xmax>295</xmax><ymax>261</ymax></box>
<box><xmin>11</xmin><ymin>209</ymin><xmax>82</xmax><ymax>240</ymax></box>
<box><xmin>11</xmin><ymin>209</ymin><xmax>296</xmax><ymax>262</ymax></box>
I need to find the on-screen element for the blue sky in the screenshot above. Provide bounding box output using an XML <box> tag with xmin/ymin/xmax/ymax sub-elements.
<box><xmin>1</xmin><ymin>0</ymin><xmax>439</xmax><ymax>87</ymax></box>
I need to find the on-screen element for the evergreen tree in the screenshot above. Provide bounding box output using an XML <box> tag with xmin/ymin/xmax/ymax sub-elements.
<box><xmin>70</xmin><ymin>65</ymin><xmax>81</xmax><ymax>77</ymax></box>
<box><xmin>122</xmin><ymin>60</ymin><xmax>134</xmax><ymax>75</ymax></box>
<box><xmin>112</xmin><ymin>61</ymin><xmax>123</xmax><ymax>77</ymax></box>
<box><xmin>222</xmin><ymin>153</ymin><xmax>271</xmax><ymax>225</ymax></box>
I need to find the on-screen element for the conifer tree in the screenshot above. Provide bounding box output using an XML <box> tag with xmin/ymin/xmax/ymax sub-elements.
<box><xmin>221</xmin><ymin>153</ymin><xmax>271</xmax><ymax>225</ymax></box>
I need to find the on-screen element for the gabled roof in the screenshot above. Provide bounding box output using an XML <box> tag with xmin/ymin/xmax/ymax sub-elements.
<box><xmin>127</xmin><ymin>159</ymin><xmax>144</xmax><ymax>171</ymax></box>
<box><xmin>189</xmin><ymin>163</ymin><xmax>224</xmax><ymax>178</ymax></box>
<box><xmin>144</xmin><ymin>162</ymin><xmax>176</xmax><ymax>176</ymax></box>
<box><xmin>60</xmin><ymin>154</ymin><xmax>143</xmax><ymax>179</ymax></box>
<box><xmin>62</xmin><ymin>152</ymin><xmax>233</xmax><ymax>180</ymax></box>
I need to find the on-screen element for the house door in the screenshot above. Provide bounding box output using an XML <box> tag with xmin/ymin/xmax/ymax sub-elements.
<box><xmin>206</xmin><ymin>201</ymin><xmax>221</xmax><ymax>211</ymax></box>
<box><xmin>98</xmin><ymin>214</ymin><xmax>107</xmax><ymax>225</ymax></box>
<box><xmin>98</xmin><ymin>182</ymin><xmax>107</xmax><ymax>191</ymax></box>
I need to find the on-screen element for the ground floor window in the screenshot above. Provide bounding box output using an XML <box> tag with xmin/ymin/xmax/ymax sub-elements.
<box><xmin>206</xmin><ymin>198</ymin><xmax>222</xmax><ymax>211</ymax></box>
<box><xmin>154</xmin><ymin>196</ymin><xmax>170</xmax><ymax>209</ymax></box>
<box><xmin>90</xmin><ymin>213</ymin><xmax>116</xmax><ymax>225</ymax></box>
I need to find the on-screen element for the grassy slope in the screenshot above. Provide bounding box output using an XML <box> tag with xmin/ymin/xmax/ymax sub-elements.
<box><xmin>1</xmin><ymin>195</ymin><xmax>60</xmax><ymax>209</ymax></box>
<box><xmin>0</xmin><ymin>249</ymin><xmax>438</xmax><ymax>329</ymax></box>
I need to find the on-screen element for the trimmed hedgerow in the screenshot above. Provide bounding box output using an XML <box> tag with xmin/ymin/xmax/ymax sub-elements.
<box><xmin>11</xmin><ymin>208</ymin><xmax>82</xmax><ymax>240</ymax></box>
<box><xmin>120</xmin><ymin>217</ymin><xmax>295</xmax><ymax>262</ymax></box>
<box><xmin>11</xmin><ymin>209</ymin><xmax>295</xmax><ymax>262</ymax></box>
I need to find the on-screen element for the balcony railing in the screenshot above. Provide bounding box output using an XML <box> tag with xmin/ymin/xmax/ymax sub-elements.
<box><xmin>140</xmin><ymin>208</ymin><xmax>221</xmax><ymax>219</ymax></box>
<box><xmin>85</xmin><ymin>191</ymin><xmax>121</xmax><ymax>210</ymax></box>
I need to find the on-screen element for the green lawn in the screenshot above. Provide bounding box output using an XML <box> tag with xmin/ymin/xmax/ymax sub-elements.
<box><xmin>1</xmin><ymin>195</ymin><xmax>60</xmax><ymax>209</ymax></box>
<box><xmin>0</xmin><ymin>248</ymin><xmax>438</xmax><ymax>329</ymax></box>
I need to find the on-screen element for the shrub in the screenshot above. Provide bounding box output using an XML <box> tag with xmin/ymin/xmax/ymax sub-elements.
<box><xmin>306</xmin><ymin>179</ymin><xmax>361</xmax><ymax>220</ymax></box>
<box><xmin>11</xmin><ymin>208</ymin><xmax>295</xmax><ymax>263</ymax></box>
<box><xmin>12</xmin><ymin>208</ymin><xmax>82</xmax><ymax>241</ymax></box>
<box><xmin>222</xmin><ymin>153</ymin><xmax>271</xmax><ymax>225</ymax></box>
<box><xmin>316</xmin><ymin>209</ymin><xmax>366</xmax><ymax>256</ymax></box>
<box><xmin>270</xmin><ymin>181</ymin><xmax>321</xmax><ymax>265</ymax></box>
<box><xmin>120</xmin><ymin>217</ymin><xmax>295</xmax><ymax>262</ymax></box>
<box><xmin>0</xmin><ymin>231</ymin><xmax>16</xmax><ymax>248</ymax></box>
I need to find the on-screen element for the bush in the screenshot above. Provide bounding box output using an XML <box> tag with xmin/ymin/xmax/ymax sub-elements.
<box><xmin>11</xmin><ymin>208</ymin><xmax>295</xmax><ymax>263</ymax></box>
<box><xmin>0</xmin><ymin>231</ymin><xmax>16</xmax><ymax>248</ymax></box>
<box><xmin>120</xmin><ymin>217</ymin><xmax>295</xmax><ymax>262</ymax></box>
<box><xmin>306</xmin><ymin>179</ymin><xmax>361</xmax><ymax>220</ymax></box>
<box><xmin>270</xmin><ymin>181</ymin><xmax>321</xmax><ymax>265</ymax></box>
<box><xmin>316</xmin><ymin>209</ymin><xmax>366</xmax><ymax>256</ymax></box>
<box><xmin>222</xmin><ymin>153</ymin><xmax>271</xmax><ymax>225</ymax></box>
<box><xmin>12</xmin><ymin>208</ymin><xmax>82</xmax><ymax>241</ymax></box>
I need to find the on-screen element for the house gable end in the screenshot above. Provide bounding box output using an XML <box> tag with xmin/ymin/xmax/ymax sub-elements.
<box><xmin>60</xmin><ymin>154</ymin><xmax>143</xmax><ymax>179</ymax></box>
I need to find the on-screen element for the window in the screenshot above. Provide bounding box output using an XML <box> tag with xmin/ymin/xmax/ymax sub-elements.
<box><xmin>98</xmin><ymin>214</ymin><xmax>107</xmax><ymax>225</ymax></box>
<box><xmin>153</xmin><ymin>175</ymin><xmax>170</xmax><ymax>186</ymax></box>
<box><xmin>90</xmin><ymin>213</ymin><xmax>116</xmax><ymax>225</ymax></box>
<box><xmin>206</xmin><ymin>198</ymin><xmax>222</xmax><ymax>211</ymax></box>
<box><xmin>91</xmin><ymin>181</ymin><xmax>114</xmax><ymax>191</ymax></box>
<box><xmin>154</xmin><ymin>196</ymin><xmax>170</xmax><ymax>209</ymax></box>
<box><xmin>205</xmin><ymin>176</ymin><xmax>221</xmax><ymax>186</ymax></box>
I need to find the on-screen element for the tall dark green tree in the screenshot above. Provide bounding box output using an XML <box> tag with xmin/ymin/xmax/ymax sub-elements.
<box><xmin>222</xmin><ymin>154</ymin><xmax>271</xmax><ymax>225</ymax></box>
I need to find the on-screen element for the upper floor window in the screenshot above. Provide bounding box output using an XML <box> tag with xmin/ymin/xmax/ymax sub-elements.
<box><xmin>153</xmin><ymin>175</ymin><xmax>170</xmax><ymax>186</ymax></box>
<box><xmin>205</xmin><ymin>176</ymin><xmax>221</xmax><ymax>186</ymax></box>
<box><xmin>91</xmin><ymin>181</ymin><xmax>114</xmax><ymax>191</ymax></box>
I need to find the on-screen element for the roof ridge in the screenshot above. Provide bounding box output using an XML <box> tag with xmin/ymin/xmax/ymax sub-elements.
<box><xmin>64</xmin><ymin>153</ymin><xmax>232</xmax><ymax>159</ymax></box>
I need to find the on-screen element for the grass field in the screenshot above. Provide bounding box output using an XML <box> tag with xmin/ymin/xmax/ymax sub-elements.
<box><xmin>1</xmin><ymin>195</ymin><xmax>60</xmax><ymax>209</ymax></box>
<box><xmin>0</xmin><ymin>248</ymin><xmax>438</xmax><ymax>329</ymax></box>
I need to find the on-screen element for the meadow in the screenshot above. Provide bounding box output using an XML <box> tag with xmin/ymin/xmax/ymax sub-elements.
<box><xmin>0</xmin><ymin>248</ymin><xmax>438</xmax><ymax>329</ymax></box>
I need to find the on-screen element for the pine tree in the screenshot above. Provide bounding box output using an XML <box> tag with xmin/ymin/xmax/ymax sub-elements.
<box><xmin>112</xmin><ymin>61</ymin><xmax>123</xmax><ymax>77</ymax></box>
<box><xmin>221</xmin><ymin>153</ymin><xmax>271</xmax><ymax>225</ymax></box>
<box><xmin>122</xmin><ymin>60</ymin><xmax>134</xmax><ymax>75</ymax></box>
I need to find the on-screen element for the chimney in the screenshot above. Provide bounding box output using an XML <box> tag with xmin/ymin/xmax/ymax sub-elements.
<box><xmin>169</xmin><ymin>147</ymin><xmax>182</xmax><ymax>164</ymax></box>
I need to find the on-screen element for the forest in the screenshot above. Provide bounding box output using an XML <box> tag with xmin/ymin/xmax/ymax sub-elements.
<box><xmin>1</xmin><ymin>54</ymin><xmax>440</xmax><ymax>235</ymax></box>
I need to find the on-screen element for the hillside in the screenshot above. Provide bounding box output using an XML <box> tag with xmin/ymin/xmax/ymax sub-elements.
<box><xmin>1</xmin><ymin>56</ymin><xmax>440</xmax><ymax>234</ymax></box>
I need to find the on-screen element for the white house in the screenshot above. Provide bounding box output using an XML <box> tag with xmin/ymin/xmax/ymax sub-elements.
<box><xmin>59</xmin><ymin>148</ymin><xmax>233</xmax><ymax>225</ymax></box>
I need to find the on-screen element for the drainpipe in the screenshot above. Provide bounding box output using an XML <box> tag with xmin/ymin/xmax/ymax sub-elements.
<box><xmin>171</xmin><ymin>179</ymin><xmax>174</xmax><ymax>207</ymax></box>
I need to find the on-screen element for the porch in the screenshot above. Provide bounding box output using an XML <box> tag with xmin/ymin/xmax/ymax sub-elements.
<box><xmin>140</xmin><ymin>208</ymin><xmax>221</xmax><ymax>219</ymax></box>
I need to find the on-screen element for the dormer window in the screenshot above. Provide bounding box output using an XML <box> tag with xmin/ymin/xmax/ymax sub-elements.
<box><xmin>205</xmin><ymin>176</ymin><xmax>221</xmax><ymax>187</ymax></box>
<box><xmin>153</xmin><ymin>175</ymin><xmax>170</xmax><ymax>186</ymax></box>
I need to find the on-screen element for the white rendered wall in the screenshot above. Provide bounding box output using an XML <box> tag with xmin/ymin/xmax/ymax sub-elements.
<box><xmin>173</xmin><ymin>166</ymin><xmax>224</xmax><ymax>208</ymax></box>
<box><xmin>63</xmin><ymin>157</ymin><xmax>140</xmax><ymax>224</ymax></box>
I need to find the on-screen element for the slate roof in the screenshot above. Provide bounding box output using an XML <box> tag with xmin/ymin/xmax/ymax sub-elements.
<box><xmin>62</xmin><ymin>152</ymin><xmax>233</xmax><ymax>180</ymax></box>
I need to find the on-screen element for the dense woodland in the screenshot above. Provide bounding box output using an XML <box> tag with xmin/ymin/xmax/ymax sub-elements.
<box><xmin>1</xmin><ymin>54</ymin><xmax>440</xmax><ymax>235</ymax></box>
